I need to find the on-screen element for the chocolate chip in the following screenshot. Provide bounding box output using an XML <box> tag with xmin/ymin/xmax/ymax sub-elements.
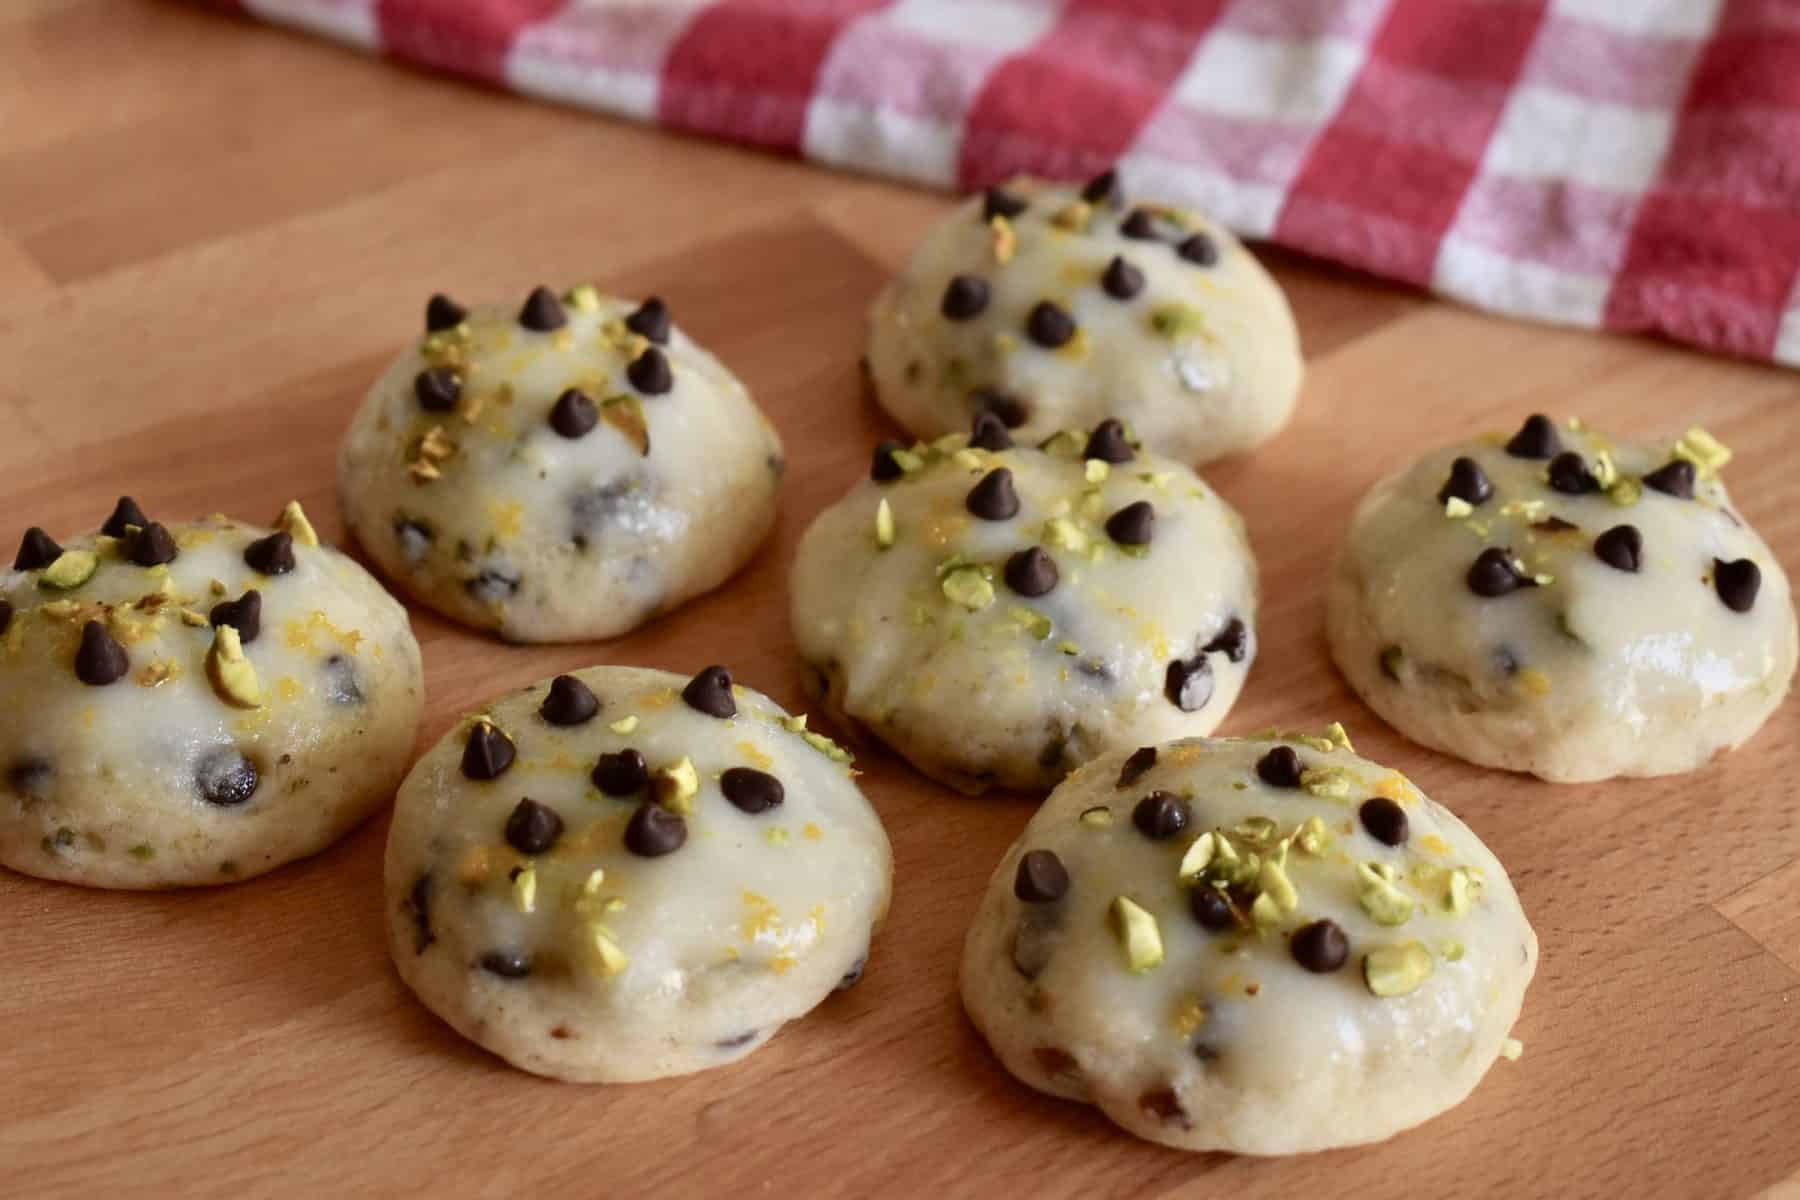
<box><xmin>625</xmin><ymin>296</ymin><xmax>671</xmax><ymax>344</ymax></box>
<box><xmin>517</xmin><ymin>286</ymin><xmax>565</xmax><ymax>332</ymax></box>
<box><xmin>1084</xmin><ymin>419</ymin><xmax>1133</xmax><ymax>463</ymax></box>
<box><xmin>465</xmin><ymin>567</ymin><xmax>520</xmax><ymax>603</ymax></box>
<box><xmin>1104</xmin><ymin>500</ymin><xmax>1154</xmax><ymax>546</ymax></box>
<box><xmin>871</xmin><ymin>439</ymin><xmax>905</xmax><ymax>482</ymax></box>
<box><xmin>1715</xmin><ymin>558</ymin><xmax>1761</xmax><ymax>613</ymax></box>
<box><xmin>1133</xmin><ymin>791</ymin><xmax>1189</xmax><ymax>839</ymax></box>
<box><xmin>682</xmin><ymin>664</ymin><xmax>737</xmax><ymax>718</ymax></box>
<box><xmin>1014</xmin><ymin>849</ymin><xmax>1069</xmax><ymax>903</ymax></box>
<box><xmin>1191</xmin><ymin>887</ymin><xmax>1235</xmax><ymax>931</ymax></box>
<box><xmin>1139</xmin><ymin>1088</ymin><xmax>1189</xmax><ymax>1127</ymax></box>
<box><xmin>549</xmin><ymin>388</ymin><xmax>598</xmax><ymax>438</ymax></box>
<box><xmin>1120</xmin><ymin>209</ymin><xmax>1158</xmax><ymax>240</ymax></box>
<box><xmin>1203</xmin><ymin>618</ymin><xmax>1250</xmax><ymax>663</ymax></box>
<box><xmin>1505</xmin><ymin>413</ymin><xmax>1560</xmax><ymax>459</ymax></box>
<box><xmin>940</xmin><ymin>274</ymin><xmax>990</xmax><ymax>321</ymax></box>
<box><xmin>414</xmin><ymin>367</ymin><xmax>460</xmax><ymax>412</ymax></box>
<box><xmin>460</xmin><ymin>722</ymin><xmax>516</xmax><ymax>780</ymax></box>
<box><xmin>593</xmin><ymin>749</ymin><xmax>648</xmax><ymax>796</ymax></box>
<box><xmin>1437</xmin><ymin>456</ymin><xmax>1493</xmax><ymax>506</ymax></box>
<box><xmin>243</xmin><ymin>531</ymin><xmax>295</xmax><ymax>576</ymax></box>
<box><xmin>1025</xmin><ymin>301</ymin><xmax>1076</xmax><ymax>349</ymax></box>
<box><xmin>983</xmin><ymin>187</ymin><xmax>1027</xmax><ymax>221</ymax></box>
<box><xmin>1256</xmin><ymin>746</ymin><xmax>1303</xmax><ymax>788</ymax></box>
<box><xmin>969</xmin><ymin>411</ymin><xmax>1012</xmax><ymax>451</ymax></box>
<box><xmin>1290</xmin><ymin>919</ymin><xmax>1349</xmax><ymax>973</ymax></box>
<box><xmin>624</xmin><ymin>801</ymin><xmax>687</xmax><ymax>857</ymax></box>
<box><xmin>209</xmin><ymin>590</ymin><xmax>262</xmax><ymax>644</ymax></box>
<box><xmin>1081</xmin><ymin>167</ymin><xmax>1121</xmax><ymax>207</ymax></box>
<box><xmin>1002</xmin><ymin>547</ymin><xmax>1058</xmax><ymax>598</ymax></box>
<box><xmin>972</xmin><ymin>388</ymin><xmax>1028</xmax><ymax>428</ymax></box>
<box><xmin>0</xmin><ymin>600</ymin><xmax>11</xmax><ymax>637</ymax></box>
<box><xmin>74</xmin><ymin>621</ymin><xmax>128</xmax><ymax>685</ymax></box>
<box><xmin>406</xmin><ymin>874</ymin><xmax>435</xmax><ymax>953</ymax></box>
<box><xmin>194</xmin><ymin>747</ymin><xmax>258</xmax><ymax>807</ymax></box>
<box><xmin>1177</xmin><ymin>233</ymin><xmax>1218</xmax><ymax>266</ymax></box>
<box><xmin>628</xmin><ymin>346</ymin><xmax>673</xmax><ymax>395</ymax></box>
<box><xmin>1358</xmin><ymin>797</ymin><xmax>1409</xmax><ymax>846</ymax></box>
<box><xmin>1643</xmin><ymin>459</ymin><xmax>1696</xmax><ymax>499</ymax></box>
<box><xmin>1548</xmin><ymin>452</ymin><xmax>1599</xmax><ymax>495</ymax></box>
<box><xmin>716</xmin><ymin>1030</ymin><xmax>758</xmax><ymax>1050</ymax></box>
<box><xmin>478</xmin><ymin>951</ymin><xmax>531</xmax><ymax>979</ymax></box>
<box><xmin>1011</xmin><ymin>910</ymin><xmax>1058</xmax><ymax>979</ymax></box>
<box><xmin>8</xmin><ymin>756</ymin><xmax>50</xmax><ymax>797</ymax></box>
<box><xmin>101</xmin><ymin>497</ymin><xmax>149</xmax><ymax>538</ymax></box>
<box><xmin>425</xmin><ymin>293</ymin><xmax>466</xmax><ymax>332</ymax></box>
<box><xmin>540</xmin><ymin>674</ymin><xmax>599</xmax><ymax>725</ymax></box>
<box><xmin>836</xmin><ymin>957</ymin><xmax>866</xmax><ymax>990</ymax></box>
<box><xmin>1100</xmin><ymin>255</ymin><xmax>1145</xmax><ymax>300</ymax></box>
<box><xmin>1593</xmin><ymin>524</ymin><xmax>1642</xmax><ymax>572</ymax></box>
<box><xmin>504</xmin><ymin>798</ymin><xmax>564</xmax><ymax>855</ymax></box>
<box><xmin>1117</xmin><ymin>746</ymin><xmax>1156</xmax><ymax>789</ymax></box>
<box><xmin>722</xmin><ymin>766</ymin><xmax>784</xmax><ymax>814</ymax></box>
<box><xmin>14</xmin><ymin>527</ymin><xmax>61</xmax><ymax>570</ymax></box>
<box><xmin>1164</xmin><ymin>655</ymin><xmax>1213</xmax><ymax>711</ymax></box>
<box><xmin>322</xmin><ymin>653</ymin><xmax>362</xmax><ymax>705</ymax></box>
<box><xmin>127</xmin><ymin>522</ymin><xmax>178</xmax><ymax>567</ymax></box>
<box><xmin>1467</xmin><ymin>547</ymin><xmax>1532</xmax><ymax>597</ymax></box>
<box><xmin>1532</xmin><ymin>516</ymin><xmax>1579</xmax><ymax>533</ymax></box>
<box><xmin>966</xmin><ymin>468</ymin><xmax>1020</xmax><ymax>521</ymax></box>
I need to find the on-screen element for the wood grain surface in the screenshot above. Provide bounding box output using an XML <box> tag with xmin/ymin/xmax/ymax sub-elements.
<box><xmin>3</xmin><ymin>4</ymin><xmax>1797</xmax><ymax>1197</ymax></box>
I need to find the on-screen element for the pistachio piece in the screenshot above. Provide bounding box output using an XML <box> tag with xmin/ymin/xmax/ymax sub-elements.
<box><xmin>1444</xmin><ymin>496</ymin><xmax>1473</xmax><ymax>519</ymax></box>
<box><xmin>1177</xmin><ymin>832</ymin><xmax>1215</xmax><ymax>882</ymax></box>
<box><xmin>1300</xmin><ymin>766</ymin><xmax>1353</xmax><ymax>799</ymax></box>
<box><xmin>39</xmin><ymin>550</ymin><xmax>98</xmax><ymax>591</ymax></box>
<box><xmin>584</xmin><ymin>924</ymin><xmax>629</xmax><ymax>978</ymax></box>
<box><xmin>276</xmin><ymin>500</ymin><xmax>320</xmax><ymax>548</ymax></box>
<box><xmin>1110</xmin><ymin>896</ymin><xmax>1164</xmax><ymax>973</ymax></box>
<box><xmin>1079</xmin><ymin>805</ymin><xmax>1113</xmax><ymax>829</ymax></box>
<box><xmin>654</xmin><ymin>756</ymin><xmax>700</xmax><ymax>815</ymax></box>
<box><xmin>1250</xmin><ymin>891</ymin><xmax>1283</xmax><ymax>928</ymax></box>
<box><xmin>205</xmin><ymin>625</ymin><xmax>262</xmax><ymax>709</ymax></box>
<box><xmin>1295</xmin><ymin>816</ymin><xmax>1332</xmax><ymax>857</ymax></box>
<box><xmin>1009</xmin><ymin>607</ymin><xmax>1052</xmax><ymax>641</ymax></box>
<box><xmin>1363</xmin><ymin>941</ymin><xmax>1434</xmax><ymax>997</ymax></box>
<box><xmin>1042</xmin><ymin>516</ymin><xmax>1089</xmax><ymax>554</ymax></box>
<box><xmin>874</xmin><ymin>498</ymin><xmax>896</xmax><ymax>550</ymax></box>
<box><xmin>1258</xmin><ymin>858</ymin><xmax>1298</xmax><ymax>915</ymax></box>
<box><xmin>801</xmin><ymin>730</ymin><xmax>852</xmax><ymax>763</ymax></box>
<box><xmin>1501</xmin><ymin>1037</ymin><xmax>1523</xmax><ymax>1061</ymax></box>
<box><xmin>890</xmin><ymin>447</ymin><xmax>924</xmax><ymax>473</ymax></box>
<box><xmin>1084</xmin><ymin>459</ymin><xmax>1110</xmax><ymax>484</ymax></box>
<box><xmin>565</xmin><ymin>283</ymin><xmax>602</xmax><ymax>312</ymax></box>
<box><xmin>609</xmin><ymin>715</ymin><xmax>639</xmax><ymax>734</ymax></box>
<box><xmin>1355</xmin><ymin>862</ymin><xmax>1414</xmax><ymax>926</ymax></box>
<box><xmin>1148</xmin><ymin>303</ymin><xmax>1206</xmax><ymax>339</ymax></box>
<box><xmin>1445</xmin><ymin>867</ymin><xmax>1475</xmax><ymax>914</ymax></box>
<box><xmin>942</xmin><ymin>564</ymin><xmax>995</xmax><ymax>611</ymax></box>
<box><xmin>511</xmin><ymin>865</ymin><xmax>537</xmax><ymax>914</ymax></box>
<box><xmin>1322</xmin><ymin>722</ymin><xmax>1354</xmax><ymax>752</ymax></box>
<box><xmin>989</xmin><ymin>215</ymin><xmax>1016</xmax><ymax>264</ymax></box>
<box><xmin>1673</xmin><ymin>426</ymin><xmax>1731</xmax><ymax>478</ymax></box>
<box><xmin>601</xmin><ymin>394</ymin><xmax>651</xmax><ymax>456</ymax></box>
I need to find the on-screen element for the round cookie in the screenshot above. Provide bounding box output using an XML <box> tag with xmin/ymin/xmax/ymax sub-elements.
<box><xmin>961</xmin><ymin>730</ymin><xmax>1537</xmax><ymax>1155</ymax></box>
<box><xmin>866</xmin><ymin>170</ymin><xmax>1303</xmax><ymax>465</ymax></box>
<box><xmin>1328</xmin><ymin>416</ymin><xmax>1797</xmax><ymax>782</ymax></box>
<box><xmin>339</xmin><ymin>285</ymin><xmax>784</xmax><ymax>642</ymax></box>
<box><xmin>0</xmin><ymin>498</ymin><xmax>424</xmax><ymax>888</ymax></box>
<box><xmin>384</xmin><ymin>664</ymin><xmax>892</xmax><ymax>1082</ymax></box>
<box><xmin>791</xmin><ymin>419</ymin><xmax>1258</xmax><ymax>793</ymax></box>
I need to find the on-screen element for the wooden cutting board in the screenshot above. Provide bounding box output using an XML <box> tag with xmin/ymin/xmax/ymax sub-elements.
<box><xmin>2</xmin><ymin>5</ymin><xmax>1796</xmax><ymax>1197</ymax></box>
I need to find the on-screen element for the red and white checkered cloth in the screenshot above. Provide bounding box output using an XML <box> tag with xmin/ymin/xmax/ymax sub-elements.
<box><xmin>227</xmin><ymin>0</ymin><xmax>1800</xmax><ymax>368</ymax></box>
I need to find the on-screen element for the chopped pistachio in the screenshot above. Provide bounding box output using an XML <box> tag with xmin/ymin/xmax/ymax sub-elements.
<box><xmin>601</xmin><ymin>394</ymin><xmax>651</xmax><ymax>456</ymax></box>
<box><xmin>1038</xmin><ymin>430</ymin><xmax>1085</xmax><ymax>458</ymax></box>
<box><xmin>1593</xmin><ymin>449</ymin><xmax>1619</xmax><ymax>489</ymax></box>
<box><xmin>1356</xmin><ymin>862</ymin><xmax>1414</xmax><ymax>926</ymax></box>
<box><xmin>585</xmin><ymin>925</ymin><xmax>629</xmax><ymax>978</ymax></box>
<box><xmin>1441</xmin><ymin>939</ymin><xmax>1465</xmax><ymax>962</ymax></box>
<box><xmin>874</xmin><ymin>498</ymin><xmax>896</xmax><ymax>550</ymax></box>
<box><xmin>565</xmin><ymin>283</ymin><xmax>601</xmax><ymax>312</ymax></box>
<box><xmin>801</xmin><ymin>729</ymin><xmax>853</xmax><ymax>764</ymax></box>
<box><xmin>1009</xmin><ymin>607</ymin><xmax>1052</xmax><ymax>640</ymax></box>
<box><xmin>941</xmin><ymin>564</ymin><xmax>995</xmax><ymax>611</ymax></box>
<box><xmin>205</xmin><ymin>625</ymin><xmax>262</xmax><ymax>709</ymax></box>
<box><xmin>1672</xmin><ymin>426</ymin><xmax>1731</xmax><ymax>478</ymax></box>
<box><xmin>1364</xmin><ymin>941</ymin><xmax>1434</xmax><ymax>997</ymax></box>
<box><xmin>654</xmin><ymin>756</ymin><xmax>700</xmax><ymax>814</ymax></box>
<box><xmin>780</xmin><ymin>714</ymin><xmax>808</xmax><ymax>733</ymax></box>
<box><xmin>1110</xmin><ymin>896</ymin><xmax>1164</xmax><ymax>973</ymax></box>
<box><xmin>580</xmin><ymin>868</ymin><xmax>606</xmax><ymax>898</ymax></box>
<box><xmin>1043</xmin><ymin>517</ymin><xmax>1089</xmax><ymax>553</ymax></box>
<box><xmin>1258</xmin><ymin>858</ymin><xmax>1299</xmax><ymax>914</ymax></box>
<box><xmin>1079</xmin><ymin>805</ymin><xmax>1113</xmax><ymax>829</ymax></box>
<box><xmin>1050</xmin><ymin>200</ymin><xmax>1093</xmax><ymax>232</ymax></box>
<box><xmin>1380</xmin><ymin>645</ymin><xmax>1405</xmax><ymax>679</ymax></box>
<box><xmin>1300</xmin><ymin>766</ymin><xmax>1353</xmax><ymax>799</ymax></box>
<box><xmin>276</xmin><ymin>500</ymin><xmax>320</xmax><ymax>548</ymax></box>
<box><xmin>1500</xmin><ymin>1037</ymin><xmax>1523</xmax><ymax>1061</ymax></box>
<box><xmin>1149</xmin><ymin>303</ymin><xmax>1207</xmax><ymax>339</ymax></box>
<box><xmin>910</xmin><ymin>604</ymin><xmax>932</xmax><ymax>627</ymax></box>
<box><xmin>1323</xmin><ymin>721</ymin><xmax>1354</xmax><ymax>752</ymax></box>
<box><xmin>1171</xmin><ymin>994</ymin><xmax>1208</xmax><ymax>1038</ymax></box>
<box><xmin>890</xmin><ymin>448</ymin><xmax>924</xmax><ymax>473</ymax></box>
<box><xmin>512</xmin><ymin>865</ymin><xmax>538</xmax><ymax>914</ymax></box>
<box><xmin>1249</xmin><ymin>891</ymin><xmax>1283</xmax><ymax>928</ymax></box>
<box><xmin>1445</xmin><ymin>867</ymin><xmax>1476</xmax><ymax>914</ymax></box>
<box><xmin>1177</xmin><ymin>832</ymin><xmax>1216</xmax><ymax>881</ymax></box>
<box><xmin>1606</xmin><ymin>478</ymin><xmax>1642</xmax><ymax>507</ymax></box>
<box><xmin>1234</xmin><ymin>816</ymin><xmax>1280</xmax><ymax>846</ymax></box>
<box><xmin>609</xmin><ymin>715</ymin><xmax>639</xmax><ymax>734</ymax></box>
<box><xmin>40</xmin><ymin>550</ymin><xmax>98</xmax><ymax>591</ymax></box>
<box><xmin>1444</xmin><ymin>496</ymin><xmax>1473</xmax><ymax>520</ymax></box>
<box><xmin>1084</xmin><ymin>459</ymin><xmax>1110</xmax><ymax>484</ymax></box>
<box><xmin>989</xmin><ymin>215</ymin><xmax>1017</xmax><ymax>263</ymax></box>
<box><xmin>1295</xmin><ymin>816</ymin><xmax>1331</xmax><ymax>857</ymax></box>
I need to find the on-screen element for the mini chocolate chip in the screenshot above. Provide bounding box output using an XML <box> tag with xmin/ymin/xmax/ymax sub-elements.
<box><xmin>548</xmin><ymin>388</ymin><xmax>599</xmax><ymax>438</ymax></box>
<box><xmin>244</xmin><ymin>531</ymin><xmax>295</xmax><ymax>576</ymax></box>
<box><xmin>969</xmin><ymin>411</ymin><xmax>1012</xmax><ymax>451</ymax></box>
<box><xmin>1139</xmin><ymin>1088</ymin><xmax>1188</xmax><ymax>1126</ymax></box>
<box><xmin>1203</xmin><ymin>618</ymin><xmax>1250</xmax><ymax>664</ymax></box>
<box><xmin>518</xmin><ymin>286</ymin><xmax>565</xmax><ymax>332</ymax></box>
<box><xmin>1290</xmin><ymin>919</ymin><xmax>1349</xmax><ymax>973</ymax></box>
<box><xmin>1025</xmin><ymin>301</ymin><xmax>1076</xmax><ymax>349</ymax></box>
<box><xmin>716</xmin><ymin>1030</ymin><xmax>758</xmax><ymax>1049</ymax></box>
<box><xmin>625</xmin><ymin>296</ymin><xmax>671</xmax><ymax>344</ymax></box>
<box><xmin>1379</xmin><ymin>645</ymin><xmax>1403</xmax><ymax>680</ymax></box>
<box><xmin>1081</xmin><ymin>167</ymin><xmax>1121</xmax><ymax>207</ymax></box>
<box><xmin>1119</xmin><ymin>209</ymin><xmax>1158</xmax><ymax>240</ymax></box>
<box><xmin>209</xmin><ymin>590</ymin><xmax>262</xmax><ymax>644</ymax></box>
<box><xmin>871</xmin><ymin>439</ymin><xmax>906</xmax><ymax>482</ymax></box>
<box><xmin>1014</xmin><ymin>849</ymin><xmax>1070</xmax><ymax>903</ymax></box>
<box><xmin>682</xmin><ymin>664</ymin><xmax>737</xmax><ymax>718</ymax></box>
<box><xmin>628</xmin><ymin>346</ymin><xmax>673</xmax><ymax>395</ymax></box>
<box><xmin>1011</xmin><ymin>911</ymin><xmax>1057</xmax><ymax>979</ymax></box>
<box><xmin>1714</xmin><ymin>558</ymin><xmax>1761</xmax><ymax>613</ymax></box>
<box><xmin>540</xmin><ymin>674</ymin><xmax>599</xmax><ymax>725</ymax></box>
<box><xmin>127</xmin><ymin>522</ymin><xmax>178</xmax><ymax>567</ymax></box>
<box><xmin>1133</xmin><ymin>791</ymin><xmax>1189</xmax><ymax>839</ymax></box>
<box><xmin>1492</xmin><ymin>645</ymin><xmax>1521</xmax><ymax>677</ymax></box>
<box><xmin>322</xmin><ymin>653</ymin><xmax>362</xmax><ymax>705</ymax></box>
<box><xmin>1194</xmin><ymin>1042</ymin><xmax>1221</xmax><ymax>1064</ymax></box>
<box><xmin>972</xmin><ymin>388</ymin><xmax>1028</xmax><ymax>428</ymax></box>
<box><xmin>593</xmin><ymin>749</ymin><xmax>648</xmax><ymax>795</ymax></box>
<box><xmin>0</xmin><ymin>600</ymin><xmax>10</xmax><ymax>636</ymax></box>
<box><xmin>1359</xmin><ymin>797</ymin><xmax>1409</xmax><ymax>846</ymax></box>
<box><xmin>1003</xmin><ymin>547</ymin><xmax>1058</xmax><ymax>597</ymax></box>
<box><xmin>194</xmin><ymin>747</ymin><xmax>258</xmax><ymax>807</ymax></box>
<box><xmin>941</xmin><ymin>274</ymin><xmax>990</xmax><ymax>321</ymax></box>
<box><xmin>1533</xmin><ymin>516</ymin><xmax>1579</xmax><ymax>533</ymax></box>
<box><xmin>74</xmin><ymin>621</ymin><xmax>128</xmax><ymax>685</ymax></box>
<box><xmin>1256</xmin><ymin>746</ymin><xmax>1303</xmax><ymax>788</ymax></box>
<box><xmin>836</xmin><ymin>957</ymin><xmax>866</xmax><ymax>990</ymax></box>
<box><xmin>478</xmin><ymin>951</ymin><xmax>531</xmax><ymax>979</ymax></box>
<box><xmin>1117</xmin><ymin>746</ymin><xmax>1156</xmax><ymax>789</ymax></box>
<box><xmin>1437</xmin><ymin>456</ymin><xmax>1493</xmax><ymax>506</ymax></box>
<box><xmin>1643</xmin><ymin>459</ymin><xmax>1696</xmax><ymax>499</ymax></box>
<box><xmin>1084</xmin><ymin>418</ymin><xmax>1133</xmax><ymax>463</ymax></box>
<box><xmin>722</xmin><ymin>766</ymin><xmax>784</xmax><ymax>814</ymax></box>
<box><xmin>101</xmin><ymin>497</ymin><xmax>149</xmax><ymax>538</ymax></box>
<box><xmin>1100</xmin><ymin>255</ymin><xmax>1145</xmax><ymax>300</ymax></box>
<box><xmin>1593</xmin><ymin>524</ymin><xmax>1642</xmax><ymax>572</ymax></box>
<box><xmin>1104</xmin><ymin>500</ymin><xmax>1154</xmax><ymax>546</ymax></box>
<box><xmin>1164</xmin><ymin>655</ymin><xmax>1213</xmax><ymax>711</ymax></box>
<box><xmin>1505</xmin><ymin>413</ymin><xmax>1560</xmax><ymax>459</ymax></box>
<box><xmin>14</xmin><ymin>527</ymin><xmax>61</xmax><ymax>570</ymax></box>
<box><xmin>1467</xmin><ymin>547</ymin><xmax>1532</xmax><ymax>597</ymax></box>
<box><xmin>966</xmin><ymin>468</ymin><xmax>1021</xmax><ymax>521</ymax></box>
<box><xmin>983</xmin><ymin>188</ymin><xmax>1027</xmax><ymax>221</ymax></box>
<box><xmin>407</xmin><ymin>873</ymin><xmax>435</xmax><ymax>953</ymax></box>
<box><xmin>425</xmin><ymin>293</ymin><xmax>466</xmax><ymax>332</ymax></box>
<box><xmin>1177</xmin><ymin>233</ymin><xmax>1218</xmax><ymax>266</ymax></box>
<box><xmin>8</xmin><ymin>757</ymin><xmax>50</xmax><ymax>797</ymax></box>
<box><xmin>504</xmin><ymin>798</ymin><xmax>564</xmax><ymax>855</ymax></box>
<box><xmin>414</xmin><ymin>367</ymin><xmax>460</xmax><ymax>412</ymax></box>
<box><xmin>624</xmin><ymin>801</ymin><xmax>687</xmax><ymax>857</ymax></box>
<box><xmin>1548</xmin><ymin>451</ymin><xmax>1600</xmax><ymax>495</ymax></box>
<box><xmin>1191</xmin><ymin>887</ymin><xmax>1235</xmax><ymax>931</ymax></box>
<box><xmin>461</xmin><ymin>722</ymin><xmax>516</xmax><ymax>780</ymax></box>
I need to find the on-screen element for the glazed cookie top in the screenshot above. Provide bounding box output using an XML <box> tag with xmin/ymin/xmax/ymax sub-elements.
<box><xmin>395</xmin><ymin>666</ymin><xmax>890</xmax><ymax>1002</ymax></box>
<box><xmin>1342</xmin><ymin>417</ymin><xmax>1793</xmax><ymax>722</ymax></box>
<box><xmin>991</xmin><ymin>730</ymin><xmax>1532</xmax><ymax>1100</ymax></box>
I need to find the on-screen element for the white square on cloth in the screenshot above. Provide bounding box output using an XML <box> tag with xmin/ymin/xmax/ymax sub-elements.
<box><xmin>1482</xmin><ymin>84</ymin><xmax>1674</xmax><ymax>193</ymax></box>
<box><xmin>883</xmin><ymin>0</ymin><xmax>1063</xmax><ymax>52</ymax></box>
<box><xmin>1171</xmin><ymin>29</ymin><xmax>1366</xmax><ymax>124</ymax></box>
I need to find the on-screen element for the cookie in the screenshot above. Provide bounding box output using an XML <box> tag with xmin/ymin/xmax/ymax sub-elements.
<box><xmin>1327</xmin><ymin>417</ymin><xmax>1796</xmax><ymax>781</ymax></box>
<box><xmin>0</xmin><ymin>499</ymin><xmax>423</xmax><ymax>888</ymax></box>
<box><xmin>384</xmin><ymin>664</ymin><xmax>892</xmax><ymax>1082</ymax></box>
<box><xmin>961</xmin><ymin>729</ymin><xmax>1537</xmax><ymax>1155</ymax></box>
<box><xmin>866</xmin><ymin>171</ymin><xmax>1302</xmax><ymax>465</ymax></box>
<box><xmin>791</xmin><ymin>420</ymin><xmax>1258</xmax><ymax>793</ymax></box>
<box><xmin>338</xmin><ymin>286</ymin><xmax>784</xmax><ymax>642</ymax></box>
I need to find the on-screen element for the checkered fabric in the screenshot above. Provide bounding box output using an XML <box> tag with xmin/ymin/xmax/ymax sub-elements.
<box><xmin>229</xmin><ymin>0</ymin><xmax>1800</xmax><ymax>368</ymax></box>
